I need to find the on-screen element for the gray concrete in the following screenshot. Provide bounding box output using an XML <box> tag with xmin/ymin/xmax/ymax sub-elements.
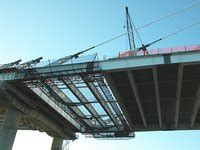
<box><xmin>51</xmin><ymin>137</ymin><xmax>63</xmax><ymax>150</ymax></box>
<box><xmin>2</xmin><ymin>51</ymin><xmax>200</xmax><ymax>81</ymax></box>
<box><xmin>0</xmin><ymin>108</ymin><xmax>21</xmax><ymax>150</ymax></box>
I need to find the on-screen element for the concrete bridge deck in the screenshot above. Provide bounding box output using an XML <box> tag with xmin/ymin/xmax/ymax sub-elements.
<box><xmin>0</xmin><ymin>48</ymin><xmax>200</xmax><ymax>149</ymax></box>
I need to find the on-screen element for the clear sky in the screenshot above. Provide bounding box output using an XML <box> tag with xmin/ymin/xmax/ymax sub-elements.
<box><xmin>0</xmin><ymin>0</ymin><xmax>200</xmax><ymax>149</ymax></box>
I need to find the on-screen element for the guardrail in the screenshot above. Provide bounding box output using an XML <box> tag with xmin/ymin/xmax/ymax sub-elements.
<box><xmin>119</xmin><ymin>44</ymin><xmax>200</xmax><ymax>57</ymax></box>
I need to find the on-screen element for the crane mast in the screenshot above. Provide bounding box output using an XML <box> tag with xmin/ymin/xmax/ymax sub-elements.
<box><xmin>125</xmin><ymin>6</ymin><xmax>136</xmax><ymax>50</ymax></box>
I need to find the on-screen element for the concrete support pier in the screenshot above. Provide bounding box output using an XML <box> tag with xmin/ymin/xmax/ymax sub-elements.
<box><xmin>0</xmin><ymin>108</ymin><xmax>21</xmax><ymax>150</ymax></box>
<box><xmin>51</xmin><ymin>137</ymin><xmax>63</xmax><ymax>150</ymax></box>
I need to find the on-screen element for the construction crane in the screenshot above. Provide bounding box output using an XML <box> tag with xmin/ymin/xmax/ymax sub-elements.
<box><xmin>125</xmin><ymin>6</ymin><xmax>136</xmax><ymax>50</ymax></box>
<box><xmin>48</xmin><ymin>3</ymin><xmax>200</xmax><ymax>60</ymax></box>
<box><xmin>125</xmin><ymin>6</ymin><xmax>150</xmax><ymax>56</ymax></box>
<box><xmin>124</xmin><ymin>6</ymin><xmax>168</xmax><ymax>56</ymax></box>
<box><xmin>46</xmin><ymin>3</ymin><xmax>200</xmax><ymax>61</ymax></box>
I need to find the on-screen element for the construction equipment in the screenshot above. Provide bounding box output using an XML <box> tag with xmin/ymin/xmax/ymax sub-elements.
<box><xmin>125</xmin><ymin>6</ymin><xmax>150</xmax><ymax>56</ymax></box>
<box><xmin>120</xmin><ymin>4</ymin><xmax>200</xmax><ymax>57</ymax></box>
<box><xmin>20</xmin><ymin>57</ymin><xmax>43</xmax><ymax>68</ymax></box>
<box><xmin>0</xmin><ymin>59</ymin><xmax>22</xmax><ymax>69</ymax></box>
<box><xmin>49</xmin><ymin>46</ymin><xmax>95</xmax><ymax>66</ymax></box>
<box><xmin>125</xmin><ymin>6</ymin><xmax>136</xmax><ymax>50</ymax></box>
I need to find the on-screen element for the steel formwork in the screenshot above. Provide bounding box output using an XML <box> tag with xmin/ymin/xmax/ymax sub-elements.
<box><xmin>0</xmin><ymin>57</ymin><xmax>133</xmax><ymax>139</ymax></box>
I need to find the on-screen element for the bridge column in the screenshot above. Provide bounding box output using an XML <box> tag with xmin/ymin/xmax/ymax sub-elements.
<box><xmin>0</xmin><ymin>108</ymin><xmax>21</xmax><ymax>150</ymax></box>
<box><xmin>51</xmin><ymin>137</ymin><xmax>63</xmax><ymax>150</ymax></box>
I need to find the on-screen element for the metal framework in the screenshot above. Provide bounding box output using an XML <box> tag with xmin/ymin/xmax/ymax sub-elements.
<box><xmin>0</xmin><ymin>56</ymin><xmax>134</xmax><ymax>139</ymax></box>
<box><xmin>1</xmin><ymin>46</ymin><xmax>200</xmax><ymax>141</ymax></box>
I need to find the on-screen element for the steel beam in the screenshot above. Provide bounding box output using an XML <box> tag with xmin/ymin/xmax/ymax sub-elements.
<box><xmin>43</xmin><ymin>80</ymin><xmax>94</xmax><ymax>128</ymax></box>
<box><xmin>3</xmin><ymin>88</ymin><xmax>77</xmax><ymax>139</ymax></box>
<box><xmin>1</xmin><ymin>51</ymin><xmax>200</xmax><ymax>81</ymax></box>
<box><xmin>86</xmin><ymin>125</ymin><xmax>125</xmax><ymax>133</ymax></box>
<box><xmin>100</xmin><ymin>51</ymin><xmax>200</xmax><ymax>72</ymax></box>
<box><xmin>28</xmin><ymin>52</ymin><xmax>200</xmax><ymax>75</ymax></box>
<box><xmin>175</xmin><ymin>64</ymin><xmax>184</xmax><ymax>128</ymax></box>
<box><xmin>31</xmin><ymin>88</ymin><xmax>83</xmax><ymax>131</ymax></box>
<box><xmin>2</xmin><ymin>85</ymin><xmax>76</xmax><ymax>139</ymax></box>
<box><xmin>152</xmin><ymin>67</ymin><xmax>162</xmax><ymax>128</ymax></box>
<box><xmin>190</xmin><ymin>83</ymin><xmax>200</xmax><ymax>127</ymax></box>
<box><xmin>2</xmin><ymin>81</ymin><xmax>82</xmax><ymax>132</ymax></box>
<box><xmin>104</xmin><ymin>74</ymin><xmax>134</xmax><ymax>129</ymax></box>
<box><xmin>97</xmin><ymin>76</ymin><xmax>130</xmax><ymax>129</ymax></box>
<box><xmin>127</xmin><ymin>71</ymin><xmax>147</xmax><ymax>128</ymax></box>
<box><xmin>62</xmin><ymin>77</ymin><xmax>107</xmax><ymax>128</ymax></box>
<box><xmin>82</xmin><ymin>75</ymin><xmax>120</xmax><ymax>127</ymax></box>
<box><xmin>27</xmin><ymin>52</ymin><xmax>200</xmax><ymax>77</ymax></box>
<box><xmin>42</xmin><ymin>82</ymin><xmax>71</xmax><ymax>106</ymax></box>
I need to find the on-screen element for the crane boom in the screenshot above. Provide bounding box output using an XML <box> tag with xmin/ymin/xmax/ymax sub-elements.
<box><xmin>125</xmin><ymin>6</ymin><xmax>136</xmax><ymax>50</ymax></box>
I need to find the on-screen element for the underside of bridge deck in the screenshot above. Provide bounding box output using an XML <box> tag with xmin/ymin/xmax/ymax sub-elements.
<box><xmin>0</xmin><ymin>50</ymin><xmax>200</xmax><ymax>148</ymax></box>
<box><xmin>107</xmin><ymin>63</ymin><xmax>200</xmax><ymax>131</ymax></box>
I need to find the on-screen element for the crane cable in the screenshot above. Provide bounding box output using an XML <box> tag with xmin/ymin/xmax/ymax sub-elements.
<box><xmin>135</xmin><ymin>20</ymin><xmax>200</xmax><ymax>52</ymax></box>
<box><xmin>130</xmin><ymin>15</ymin><xmax>144</xmax><ymax>46</ymax></box>
<box><xmin>138</xmin><ymin>1</ymin><xmax>200</xmax><ymax>31</ymax></box>
<box><xmin>72</xmin><ymin>2</ymin><xmax>200</xmax><ymax>58</ymax></box>
<box><xmin>81</xmin><ymin>20</ymin><xmax>200</xmax><ymax>56</ymax></box>
<box><xmin>95</xmin><ymin>1</ymin><xmax>200</xmax><ymax>47</ymax></box>
<box><xmin>162</xmin><ymin>20</ymin><xmax>200</xmax><ymax>40</ymax></box>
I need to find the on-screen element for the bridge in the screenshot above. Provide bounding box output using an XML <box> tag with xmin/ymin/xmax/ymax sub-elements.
<box><xmin>0</xmin><ymin>45</ymin><xmax>200</xmax><ymax>150</ymax></box>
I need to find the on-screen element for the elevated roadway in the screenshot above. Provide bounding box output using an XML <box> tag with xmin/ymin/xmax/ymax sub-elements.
<box><xmin>0</xmin><ymin>46</ymin><xmax>200</xmax><ymax>149</ymax></box>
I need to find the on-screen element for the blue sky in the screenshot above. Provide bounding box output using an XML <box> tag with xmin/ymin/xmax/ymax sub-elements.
<box><xmin>0</xmin><ymin>0</ymin><xmax>200</xmax><ymax>149</ymax></box>
<box><xmin>0</xmin><ymin>0</ymin><xmax>199</xmax><ymax>63</ymax></box>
